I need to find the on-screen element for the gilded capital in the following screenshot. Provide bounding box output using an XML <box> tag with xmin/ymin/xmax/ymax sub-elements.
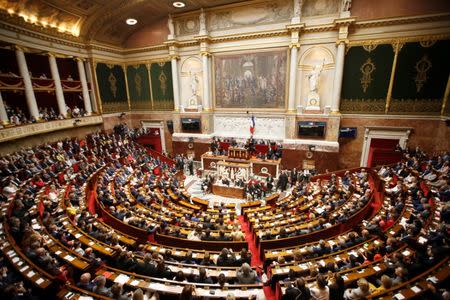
<box><xmin>200</xmin><ymin>51</ymin><xmax>211</xmax><ymax>57</ymax></box>
<box><xmin>289</xmin><ymin>43</ymin><xmax>300</xmax><ymax>49</ymax></box>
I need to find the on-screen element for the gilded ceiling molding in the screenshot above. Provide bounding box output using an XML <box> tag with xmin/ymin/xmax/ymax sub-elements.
<box><xmin>0</xmin><ymin>21</ymin><xmax>87</xmax><ymax>50</ymax></box>
<box><xmin>0</xmin><ymin>11</ymin><xmax>82</xmax><ymax>41</ymax></box>
<box><xmin>353</xmin><ymin>13</ymin><xmax>450</xmax><ymax>29</ymax></box>
<box><xmin>347</xmin><ymin>33</ymin><xmax>450</xmax><ymax>48</ymax></box>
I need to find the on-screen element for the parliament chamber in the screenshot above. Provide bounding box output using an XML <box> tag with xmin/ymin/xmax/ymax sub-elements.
<box><xmin>0</xmin><ymin>0</ymin><xmax>449</xmax><ymax>299</ymax></box>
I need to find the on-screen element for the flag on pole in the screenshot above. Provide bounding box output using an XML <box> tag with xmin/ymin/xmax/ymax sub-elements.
<box><xmin>250</xmin><ymin>115</ymin><xmax>255</xmax><ymax>135</ymax></box>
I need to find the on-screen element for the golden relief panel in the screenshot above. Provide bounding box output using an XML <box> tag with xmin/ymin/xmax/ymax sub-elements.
<box><xmin>360</xmin><ymin>58</ymin><xmax>376</xmax><ymax>93</ymax></box>
<box><xmin>389</xmin><ymin>98</ymin><xmax>442</xmax><ymax>115</ymax></box>
<box><xmin>0</xmin><ymin>0</ymin><xmax>82</xmax><ymax>36</ymax></box>
<box><xmin>207</xmin><ymin>0</ymin><xmax>292</xmax><ymax>31</ymax></box>
<box><xmin>414</xmin><ymin>55</ymin><xmax>432</xmax><ymax>93</ymax></box>
<box><xmin>340</xmin><ymin>98</ymin><xmax>386</xmax><ymax>113</ymax></box>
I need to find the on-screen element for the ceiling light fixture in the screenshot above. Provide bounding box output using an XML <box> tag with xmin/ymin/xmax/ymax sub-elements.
<box><xmin>173</xmin><ymin>1</ymin><xmax>186</xmax><ymax>8</ymax></box>
<box><xmin>126</xmin><ymin>18</ymin><xmax>137</xmax><ymax>25</ymax></box>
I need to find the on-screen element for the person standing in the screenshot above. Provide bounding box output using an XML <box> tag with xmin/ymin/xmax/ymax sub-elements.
<box><xmin>188</xmin><ymin>158</ymin><xmax>194</xmax><ymax>176</ymax></box>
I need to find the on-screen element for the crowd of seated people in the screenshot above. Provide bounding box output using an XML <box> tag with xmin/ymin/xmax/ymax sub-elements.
<box><xmin>279</xmin><ymin>147</ymin><xmax>449</xmax><ymax>300</ymax></box>
<box><xmin>0</xmin><ymin>119</ymin><xmax>448</xmax><ymax>300</ymax></box>
<box><xmin>1</xmin><ymin>103</ymin><xmax>91</xmax><ymax>129</ymax></box>
<box><xmin>254</xmin><ymin>170</ymin><xmax>372</xmax><ymax>241</ymax></box>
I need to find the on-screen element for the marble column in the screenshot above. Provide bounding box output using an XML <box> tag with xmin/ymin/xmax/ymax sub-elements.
<box><xmin>0</xmin><ymin>91</ymin><xmax>9</xmax><ymax>124</ymax></box>
<box><xmin>331</xmin><ymin>41</ymin><xmax>346</xmax><ymax>113</ymax></box>
<box><xmin>84</xmin><ymin>61</ymin><xmax>98</xmax><ymax>113</ymax></box>
<box><xmin>288</xmin><ymin>45</ymin><xmax>299</xmax><ymax>112</ymax></box>
<box><xmin>171</xmin><ymin>56</ymin><xmax>181</xmax><ymax>111</ymax></box>
<box><xmin>76</xmin><ymin>58</ymin><xmax>92</xmax><ymax>115</ymax></box>
<box><xmin>15</xmin><ymin>48</ymin><xmax>39</xmax><ymax>119</ymax></box>
<box><xmin>201</xmin><ymin>53</ymin><xmax>211</xmax><ymax>110</ymax></box>
<box><xmin>48</xmin><ymin>54</ymin><xmax>67</xmax><ymax>117</ymax></box>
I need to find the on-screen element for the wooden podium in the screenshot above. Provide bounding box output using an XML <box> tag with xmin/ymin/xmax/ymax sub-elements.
<box><xmin>228</xmin><ymin>147</ymin><xmax>250</xmax><ymax>160</ymax></box>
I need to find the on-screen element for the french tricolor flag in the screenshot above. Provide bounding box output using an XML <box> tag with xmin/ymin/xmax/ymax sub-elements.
<box><xmin>250</xmin><ymin>115</ymin><xmax>255</xmax><ymax>135</ymax></box>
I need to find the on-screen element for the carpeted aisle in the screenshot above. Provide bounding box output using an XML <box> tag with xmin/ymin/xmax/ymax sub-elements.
<box><xmin>237</xmin><ymin>216</ymin><xmax>277</xmax><ymax>300</ymax></box>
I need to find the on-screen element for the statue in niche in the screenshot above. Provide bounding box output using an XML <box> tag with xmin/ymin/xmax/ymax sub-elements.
<box><xmin>168</xmin><ymin>14</ymin><xmax>175</xmax><ymax>37</ymax></box>
<box><xmin>188</xmin><ymin>72</ymin><xmax>200</xmax><ymax>108</ymax></box>
<box><xmin>190</xmin><ymin>72</ymin><xmax>199</xmax><ymax>96</ymax></box>
<box><xmin>307</xmin><ymin>61</ymin><xmax>324</xmax><ymax>93</ymax></box>
<box><xmin>306</xmin><ymin>61</ymin><xmax>324</xmax><ymax>109</ymax></box>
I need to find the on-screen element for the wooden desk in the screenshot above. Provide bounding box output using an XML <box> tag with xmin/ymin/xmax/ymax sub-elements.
<box><xmin>212</xmin><ymin>184</ymin><xmax>245</xmax><ymax>199</ymax></box>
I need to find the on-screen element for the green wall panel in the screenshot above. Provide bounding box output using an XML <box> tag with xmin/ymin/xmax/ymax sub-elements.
<box><xmin>127</xmin><ymin>64</ymin><xmax>151</xmax><ymax>110</ymax></box>
<box><xmin>340</xmin><ymin>44</ymin><xmax>394</xmax><ymax>113</ymax></box>
<box><xmin>95</xmin><ymin>63</ymin><xmax>128</xmax><ymax>113</ymax></box>
<box><xmin>150</xmin><ymin>62</ymin><xmax>174</xmax><ymax>110</ymax></box>
<box><xmin>390</xmin><ymin>40</ymin><xmax>450</xmax><ymax>114</ymax></box>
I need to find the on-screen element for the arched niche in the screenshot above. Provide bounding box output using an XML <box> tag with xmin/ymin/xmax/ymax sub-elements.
<box><xmin>296</xmin><ymin>45</ymin><xmax>336</xmax><ymax>110</ymax></box>
<box><xmin>180</xmin><ymin>56</ymin><xmax>203</xmax><ymax>108</ymax></box>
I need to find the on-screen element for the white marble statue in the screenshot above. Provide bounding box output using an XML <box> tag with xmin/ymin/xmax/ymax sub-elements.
<box><xmin>307</xmin><ymin>62</ymin><xmax>324</xmax><ymax>93</ymax></box>
<box><xmin>190</xmin><ymin>72</ymin><xmax>199</xmax><ymax>96</ymax></box>
<box><xmin>168</xmin><ymin>14</ymin><xmax>175</xmax><ymax>37</ymax></box>
<box><xmin>305</xmin><ymin>60</ymin><xmax>324</xmax><ymax>109</ymax></box>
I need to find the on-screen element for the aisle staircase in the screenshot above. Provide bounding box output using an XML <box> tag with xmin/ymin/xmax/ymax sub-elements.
<box><xmin>238</xmin><ymin>215</ymin><xmax>277</xmax><ymax>300</ymax></box>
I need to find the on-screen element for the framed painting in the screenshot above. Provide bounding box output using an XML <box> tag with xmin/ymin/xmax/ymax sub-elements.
<box><xmin>214</xmin><ymin>49</ymin><xmax>287</xmax><ymax>109</ymax></box>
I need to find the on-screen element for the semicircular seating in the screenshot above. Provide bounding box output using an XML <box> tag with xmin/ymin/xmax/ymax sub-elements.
<box><xmin>0</xmin><ymin>129</ymin><xmax>448</xmax><ymax>300</ymax></box>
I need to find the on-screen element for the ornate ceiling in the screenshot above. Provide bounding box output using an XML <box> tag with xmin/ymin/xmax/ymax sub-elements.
<box><xmin>0</xmin><ymin>0</ymin><xmax>248</xmax><ymax>47</ymax></box>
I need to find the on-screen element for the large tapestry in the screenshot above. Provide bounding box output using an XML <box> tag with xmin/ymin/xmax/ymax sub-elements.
<box><xmin>126</xmin><ymin>64</ymin><xmax>151</xmax><ymax>110</ymax></box>
<box><xmin>340</xmin><ymin>44</ymin><xmax>394</xmax><ymax>113</ymax></box>
<box><xmin>150</xmin><ymin>62</ymin><xmax>174</xmax><ymax>110</ymax></box>
<box><xmin>214</xmin><ymin>49</ymin><xmax>287</xmax><ymax>109</ymax></box>
<box><xmin>95</xmin><ymin>63</ymin><xmax>128</xmax><ymax>113</ymax></box>
<box><xmin>390</xmin><ymin>40</ymin><xmax>450</xmax><ymax>115</ymax></box>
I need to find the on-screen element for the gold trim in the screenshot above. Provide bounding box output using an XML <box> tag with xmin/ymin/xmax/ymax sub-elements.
<box><xmin>147</xmin><ymin>63</ymin><xmax>154</xmax><ymax>110</ymax></box>
<box><xmin>441</xmin><ymin>74</ymin><xmax>450</xmax><ymax>116</ymax></box>
<box><xmin>123</xmin><ymin>64</ymin><xmax>131</xmax><ymax>111</ymax></box>
<box><xmin>385</xmin><ymin>42</ymin><xmax>403</xmax><ymax>113</ymax></box>
<box><xmin>1</xmin><ymin>12</ymin><xmax>449</xmax><ymax>57</ymax></box>
<box><xmin>200</xmin><ymin>51</ymin><xmax>212</xmax><ymax>57</ymax></box>
<box><xmin>348</xmin><ymin>33</ymin><xmax>450</xmax><ymax>48</ymax></box>
<box><xmin>289</xmin><ymin>43</ymin><xmax>300</xmax><ymax>49</ymax></box>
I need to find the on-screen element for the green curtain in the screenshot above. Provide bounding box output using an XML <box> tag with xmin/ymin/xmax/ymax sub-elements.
<box><xmin>126</xmin><ymin>64</ymin><xmax>151</xmax><ymax>109</ymax></box>
<box><xmin>95</xmin><ymin>63</ymin><xmax>128</xmax><ymax>112</ymax></box>
<box><xmin>390</xmin><ymin>40</ymin><xmax>450</xmax><ymax>114</ymax></box>
<box><xmin>340</xmin><ymin>44</ymin><xmax>394</xmax><ymax>113</ymax></box>
<box><xmin>150</xmin><ymin>62</ymin><xmax>174</xmax><ymax>110</ymax></box>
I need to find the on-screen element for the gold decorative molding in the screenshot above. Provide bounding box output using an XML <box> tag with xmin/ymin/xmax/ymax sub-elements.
<box><xmin>285</xmin><ymin>23</ymin><xmax>305</xmax><ymax>32</ymax></box>
<box><xmin>348</xmin><ymin>33</ymin><xmax>450</xmax><ymax>48</ymax></box>
<box><xmin>385</xmin><ymin>42</ymin><xmax>403</xmax><ymax>114</ymax></box>
<box><xmin>289</xmin><ymin>43</ymin><xmax>300</xmax><ymax>49</ymax></box>
<box><xmin>334</xmin><ymin>17</ymin><xmax>356</xmax><ymax>27</ymax></box>
<box><xmin>200</xmin><ymin>51</ymin><xmax>212</xmax><ymax>57</ymax></box>
<box><xmin>353</xmin><ymin>13</ymin><xmax>450</xmax><ymax>29</ymax></box>
<box><xmin>441</xmin><ymin>75</ymin><xmax>450</xmax><ymax>116</ymax></box>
